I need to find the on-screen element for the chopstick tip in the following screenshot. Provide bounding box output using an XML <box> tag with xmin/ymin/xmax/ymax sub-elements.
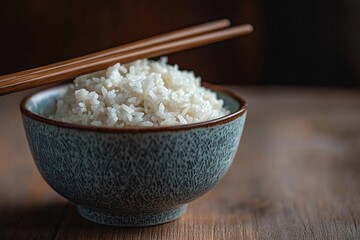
<box><xmin>222</xmin><ymin>19</ymin><xmax>231</xmax><ymax>27</ymax></box>
<box><xmin>246</xmin><ymin>24</ymin><xmax>254</xmax><ymax>32</ymax></box>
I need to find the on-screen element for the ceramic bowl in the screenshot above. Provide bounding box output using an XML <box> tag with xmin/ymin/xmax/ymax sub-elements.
<box><xmin>20</xmin><ymin>82</ymin><xmax>247</xmax><ymax>226</ymax></box>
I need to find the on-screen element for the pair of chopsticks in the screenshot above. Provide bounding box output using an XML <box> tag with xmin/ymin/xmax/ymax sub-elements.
<box><xmin>0</xmin><ymin>19</ymin><xmax>253</xmax><ymax>96</ymax></box>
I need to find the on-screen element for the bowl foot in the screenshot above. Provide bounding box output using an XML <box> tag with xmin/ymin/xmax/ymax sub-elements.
<box><xmin>77</xmin><ymin>204</ymin><xmax>187</xmax><ymax>227</ymax></box>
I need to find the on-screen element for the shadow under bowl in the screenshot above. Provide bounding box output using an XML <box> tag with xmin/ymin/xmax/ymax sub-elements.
<box><xmin>20</xmin><ymin>82</ymin><xmax>247</xmax><ymax>226</ymax></box>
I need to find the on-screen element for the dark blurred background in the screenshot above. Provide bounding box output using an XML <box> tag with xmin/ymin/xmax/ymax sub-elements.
<box><xmin>0</xmin><ymin>0</ymin><xmax>359</xmax><ymax>87</ymax></box>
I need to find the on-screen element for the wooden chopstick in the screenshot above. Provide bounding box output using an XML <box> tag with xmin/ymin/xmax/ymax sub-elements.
<box><xmin>0</xmin><ymin>23</ymin><xmax>253</xmax><ymax>95</ymax></box>
<box><xmin>0</xmin><ymin>19</ymin><xmax>230</xmax><ymax>82</ymax></box>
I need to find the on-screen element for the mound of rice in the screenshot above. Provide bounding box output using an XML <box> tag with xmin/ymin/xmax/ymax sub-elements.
<box><xmin>49</xmin><ymin>57</ymin><xmax>229</xmax><ymax>127</ymax></box>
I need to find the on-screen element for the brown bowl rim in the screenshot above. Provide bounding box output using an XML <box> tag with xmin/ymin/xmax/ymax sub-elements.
<box><xmin>20</xmin><ymin>82</ymin><xmax>247</xmax><ymax>133</ymax></box>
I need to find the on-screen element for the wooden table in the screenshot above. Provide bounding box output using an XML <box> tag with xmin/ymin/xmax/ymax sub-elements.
<box><xmin>1</xmin><ymin>87</ymin><xmax>359</xmax><ymax>240</ymax></box>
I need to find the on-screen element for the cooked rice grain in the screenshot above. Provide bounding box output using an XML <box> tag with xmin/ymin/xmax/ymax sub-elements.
<box><xmin>48</xmin><ymin>57</ymin><xmax>229</xmax><ymax>127</ymax></box>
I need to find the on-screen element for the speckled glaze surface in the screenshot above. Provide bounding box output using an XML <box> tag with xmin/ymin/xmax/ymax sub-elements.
<box><xmin>21</xmin><ymin>83</ymin><xmax>247</xmax><ymax>226</ymax></box>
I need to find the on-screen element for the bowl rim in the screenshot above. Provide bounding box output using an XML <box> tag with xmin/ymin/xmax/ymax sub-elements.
<box><xmin>20</xmin><ymin>82</ymin><xmax>247</xmax><ymax>133</ymax></box>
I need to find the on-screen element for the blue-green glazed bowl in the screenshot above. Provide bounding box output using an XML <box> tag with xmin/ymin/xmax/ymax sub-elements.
<box><xmin>20</xmin><ymin>83</ymin><xmax>247</xmax><ymax>226</ymax></box>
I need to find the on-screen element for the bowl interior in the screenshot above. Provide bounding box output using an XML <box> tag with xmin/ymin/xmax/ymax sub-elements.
<box><xmin>25</xmin><ymin>85</ymin><xmax>68</xmax><ymax>117</ymax></box>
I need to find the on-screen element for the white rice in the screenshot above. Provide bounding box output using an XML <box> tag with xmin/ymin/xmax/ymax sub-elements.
<box><xmin>48</xmin><ymin>57</ymin><xmax>229</xmax><ymax>127</ymax></box>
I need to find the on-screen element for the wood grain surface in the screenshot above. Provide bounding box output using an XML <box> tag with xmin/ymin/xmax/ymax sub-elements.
<box><xmin>0</xmin><ymin>87</ymin><xmax>359</xmax><ymax>239</ymax></box>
